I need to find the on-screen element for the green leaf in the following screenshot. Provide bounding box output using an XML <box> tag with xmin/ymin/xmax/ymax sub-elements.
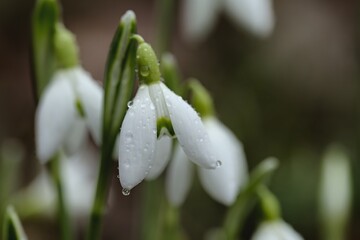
<box><xmin>102</xmin><ymin>10</ymin><xmax>137</xmax><ymax>148</ymax></box>
<box><xmin>2</xmin><ymin>206</ymin><xmax>27</xmax><ymax>240</ymax></box>
<box><xmin>31</xmin><ymin>0</ymin><xmax>59</xmax><ymax>99</ymax></box>
<box><xmin>221</xmin><ymin>157</ymin><xmax>279</xmax><ymax>240</ymax></box>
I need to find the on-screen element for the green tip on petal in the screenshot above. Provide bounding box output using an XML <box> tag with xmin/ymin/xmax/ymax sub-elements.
<box><xmin>187</xmin><ymin>79</ymin><xmax>215</xmax><ymax>118</ymax></box>
<box><xmin>156</xmin><ymin>117</ymin><xmax>175</xmax><ymax>138</ymax></box>
<box><xmin>136</xmin><ymin>42</ymin><xmax>161</xmax><ymax>85</ymax></box>
<box><xmin>54</xmin><ymin>23</ymin><xmax>79</xmax><ymax>69</ymax></box>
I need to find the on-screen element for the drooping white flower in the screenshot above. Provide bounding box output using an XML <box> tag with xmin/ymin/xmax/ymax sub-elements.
<box><xmin>14</xmin><ymin>143</ymin><xmax>97</xmax><ymax>218</ymax></box>
<box><xmin>166</xmin><ymin>116</ymin><xmax>247</xmax><ymax>206</ymax></box>
<box><xmin>35</xmin><ymin>66</ymin><xmax>103</xmax><ymax>163</ymax></box>
<box><xmin>118</xmin><ymin>82</ymin><xmax>219</xmax><ymax>191</ymax></box>
<box><xmin>182</xmin><ymin>0</ymin><xmax>275</xmax><ymax>41</ymax></box>
<box><xmin>251</xmin><ymin>220</ymin><xmax>304</xmax><ymax>240</ymax></box>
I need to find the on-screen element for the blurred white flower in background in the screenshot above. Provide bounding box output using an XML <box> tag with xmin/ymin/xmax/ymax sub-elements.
<box><xmin>183</xmin><ymin>0</ymin><xmax>275</xmax><ymax>41</ymax></box>
<box><xmin>251</xmin><ymin>220</ymin><xmax>304</xmax><ymax>240</ymax></box>
<box><xmin>14</xmin><ymin>143</ymin><xmax>97</xmax><ymax>218</ymax></box>
<box><xmin>35</xmin><ymin>67</ymin><xmax>103</xmax><ymax>163</ymax></box>
<box><xmin>166</xmin><ymin>116</ymin><xmax>248</xmax><ymax>206</ymax></box>
<box><xmin>319</xmin><ymin>145</ymin><xmax>352</xmax><ymax>240</ymax></box>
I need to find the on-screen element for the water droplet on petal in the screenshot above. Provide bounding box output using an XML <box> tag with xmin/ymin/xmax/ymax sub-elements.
<box><xmin>216</xmin><ymin>160</ymin><xmax>222</xmax><ymax>168</ymax></box>
<box><xmin>125</xmin><ymin>132</ymin><xmax>133</xmax><ymax>143</ymax></box>
<box><xmin>140</xmin><ymin>66</ymin><xmax>150</xmax><ymax>77</ymax></box>
<box><xmin>127</xmin><ymin>101</ymin><xmax>133</xmax><ymax>108</ymax></box>
<box><xmin>122</xmin><ymin>188</ymin><xmax>131</xmax><ymax>196</ymax></box>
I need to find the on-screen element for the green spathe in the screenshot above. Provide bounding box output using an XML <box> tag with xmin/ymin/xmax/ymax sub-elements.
<box><xmin>188</xmin><ymin>79</ymin><xmax>215</xmax><ymax>118</ymax></box>
<box><xmin>54</xmin><ymin>24</ymin><xmax>79</xmax><ymax>69</ymax></box>
<box><xmin>137</xmin><ymin>43</ymin><xmax>161</xmax><ymax>85</ymax></box>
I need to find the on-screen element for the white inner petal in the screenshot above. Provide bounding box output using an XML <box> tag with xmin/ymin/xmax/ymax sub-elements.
<box><xmin>146</xmin><ymin>135</ymin><xmax>173</xmax><ymax>180</ymax></box>
<box><xmin>148</xmin><ymin>82</ymin><xmax>171</xmax><ymax>119</ymax></box>
<box><xmin>166</xmin><ymin>143</ymin><xmax>194</xmax><ymax>206</ymax></box>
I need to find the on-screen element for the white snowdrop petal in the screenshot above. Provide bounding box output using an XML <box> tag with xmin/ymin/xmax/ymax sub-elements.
<box><xmin>75</xmin><ymin>67</ymin><xmax>104</xmax><ymax>145</ymax></box>
<box><xmin>166</xmin><ymin>144</ymin><xmax>194</xmax><ymax>206</ymax></box>
<box><xmin>146</xmin><ymin>135</ymin><xmax>172</xmax><ymax>180</ymax></box>
<box><xmin>160</xmin><ymin>83</ymin><xmax>218</xmax><ymax>169</ymax></box>
<box><xmin>224</xmin><ymin>0</ymin><xmax>275</xmax><ymax>37</ymax></box>
<box><xmin>251</xmin><ymin>221</ymin><xmax>304</xmax><ymax>240</ymax></box>
<box><xmin>36</xmin><ymin>71</ymin><xmax>77</xmax><ymax>163</ymax></box>
<box><xmin>62</xmin><ymin>145</ymin><xmax>97</xmax><ymax>216</ymax></box>
<box><xmin>119</xmin><ymin>86</ymin><xmax>157</xmax><ymax>190</ymax></box>
<box><xmin>182</xmin><ymin>0</ymin><xmax>221</xmax><ymax>42</ymax></box>
<box><xmin>63</xmin><ymin>117</ymin><xmax>87</xmax><ymax>157</ymax></box>
<box><xmin>198</xmin><ymin>118</ymin><xmax>248</xmax><ymax>205</ymax></box>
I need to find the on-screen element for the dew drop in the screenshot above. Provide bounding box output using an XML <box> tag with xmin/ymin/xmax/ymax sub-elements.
<box><xmin>140</xmin><ymin>66</ymin><xmax>150</xmax><ymax>77</ymax></box>
<box><xmin>127</xmin><ymin>101</ymin><xmax>133</xmax><ymax>108</ymax></box>
<box><xmin>125</xmin><ymin>132</ymin><xmax>133</xmax><ymax>143</ymax></box>
<box><xmin>122</xmin><ymin>188</ymin><xmax>131</xmax><ymax>196</ymax></box>
<box><xmin>216</xmin><ymin>160</ymin><xmax>222</xmax><ymax>168</ymax></box>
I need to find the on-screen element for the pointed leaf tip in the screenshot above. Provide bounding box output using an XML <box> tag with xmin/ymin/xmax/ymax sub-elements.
<box><xmin>3</xmin><ymin>206</ymin><xmax>27</xmax><ymax>240</ymax></box>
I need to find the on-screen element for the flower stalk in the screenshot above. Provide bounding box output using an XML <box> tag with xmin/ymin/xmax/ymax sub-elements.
<box><xmin>2</xmin><ymin>206</ymin><xmax>27</xmax><ymax>240</ymax></box>
<box><xmin>222</xmin><ymin>157</ymin><xmax>278</xmax><ymax>240</ymax></box>
<box><xmin>86</xmin><ymin>11</ymin><xmax>137</xmax><ymax>240</ymax></box>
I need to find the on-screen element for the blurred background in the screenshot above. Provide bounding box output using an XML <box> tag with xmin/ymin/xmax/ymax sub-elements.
<box><xmin>0</xmin><ymin>0</ymin><xmax>359</xmax><ymax>239</ymax></box>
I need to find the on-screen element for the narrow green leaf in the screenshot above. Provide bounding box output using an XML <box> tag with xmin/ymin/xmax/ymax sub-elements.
<box><xmin>103</xmin><ymin>10</ymin><xmax>137</xmax><ymax>145</ymax></box>
<box><xmin>108</xmin><ymin>38</ymin><xmax>138</xmax><ymax>142</ymax></box>
<box><xmin>31</xmin><ymin>0</ymin><xmax>59</xmax><ymax>99</ymax></box>
<box><xmin>2</xmin><ymin>206</ymin><xmax>27</xmax><ymax>240</ymax></box>
<box><xmin>222</xmin><ymin>157</ymin><xmax>279</xmax><ymax>240</ymax></box>
<box><xmin>87</xmin><ymin>11</ymin><xmax>138</xmax><ymax>240</ymax></box>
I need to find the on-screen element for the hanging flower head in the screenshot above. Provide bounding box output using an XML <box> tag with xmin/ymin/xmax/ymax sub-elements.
<box><xmin>35</xmin><ymin>24</ymin><xmax>103</xmax><ymax>163</ymax></box>
<box><xmin>118</xmin><ymin>40</ymin><xmax>220</xmax><ymax>193</ymax></box>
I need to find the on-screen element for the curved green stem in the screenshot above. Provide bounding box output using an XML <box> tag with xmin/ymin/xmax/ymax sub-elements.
<box><xmin>48</xmin><ymin>154</ymin><xmax>72</xmax><ymax>240</ymax></box>
<box><xmin>86</xmin><ymin>144</ymin><xmax>114</xmax><ymax>240</ymax></box>
<box><xmin>222</xmin><ymin>157</ymin><xmax>279</xmax><ymax>240</ymax></box>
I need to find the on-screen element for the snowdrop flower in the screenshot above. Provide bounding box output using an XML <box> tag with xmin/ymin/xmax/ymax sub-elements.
<box><xmin>35</xmin><ymin>25</ymin><xmax>103</xmax><ymax>163</ymax></box>
<box><xmin>183</xmin><ymin>0</ymin><xmax>275</xmax><ymax>41</ymax></box>
<box><xmin>118</xmin><ymin>41</ymin><xmax>219</xmax><ymax>193</ymax></box>
<box><xmin>166</xmin><ymin>117</ymin><xmax>247</xmax><ymax>206</ymax></box>
<box><xmin>36</xmin><ymin>67</ymin><xmax>102</xmax><ymax>163</ymax></box>
<box><xmin>166</xmin><ymin>80</ymin><xmax>247</xmax><ymax>206</ymax></box>
<box><xmin>251</xmin><ymin>220</ymin><xmax>304</xmax><ymax>240</ymax></box>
